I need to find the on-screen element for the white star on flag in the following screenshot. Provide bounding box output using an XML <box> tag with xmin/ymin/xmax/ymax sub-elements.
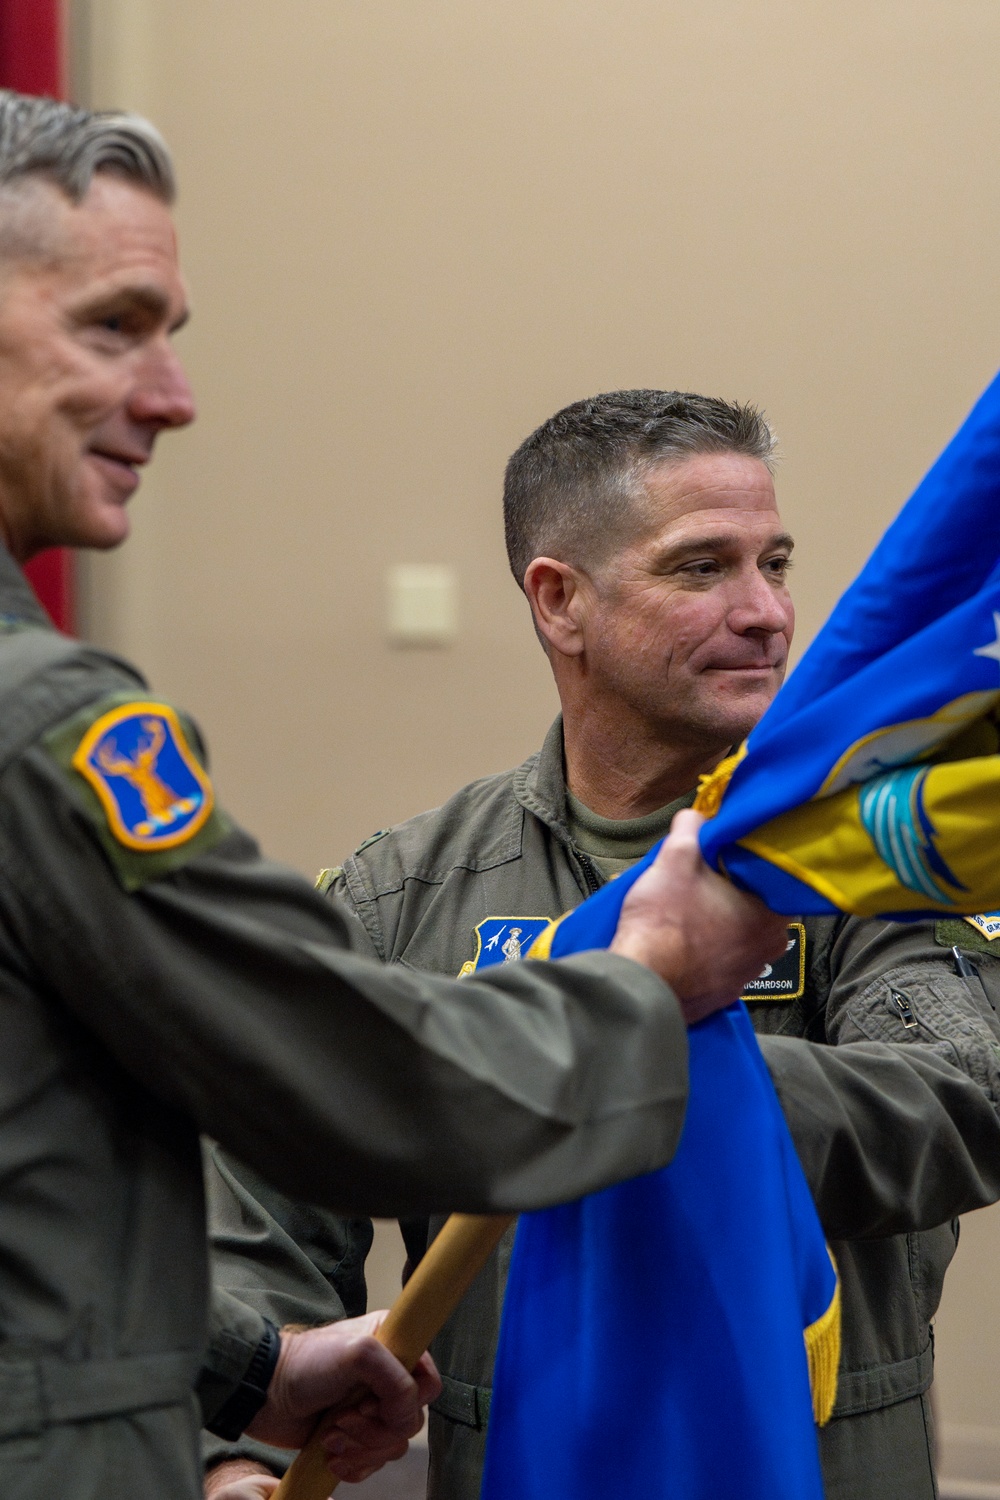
<box><xmin>973</xmin><ymin>610</ymin><xmax>1000</xmax><ymax>669</ymax></box>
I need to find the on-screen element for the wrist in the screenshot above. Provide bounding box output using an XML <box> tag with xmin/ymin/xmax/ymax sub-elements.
<box><xmin>244</xmin><ymin>1323</ymin><xmax>317</xmax><ymax>1439</ymax></box>
<box><xmin>205</xmin><ymin>1319</ymin><xmax>282</xmax><ymax>1441</ymax></box>
<box><xmin>204</xmin><ymin>1458</ymin><xmax>279</xmax><ymax>1496</ymax></box>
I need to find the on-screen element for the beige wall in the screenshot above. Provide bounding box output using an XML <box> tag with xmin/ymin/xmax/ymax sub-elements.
<box><xmin>71</xmin><ymin>2</ymin><xmax>1000</xmax><ymax>1488</ymax></box>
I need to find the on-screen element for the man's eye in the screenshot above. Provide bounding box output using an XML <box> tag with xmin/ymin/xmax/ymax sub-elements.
<box><xmin>680</xmin><ymin>560</ymin><xmax>720</xmax><ymax>578</ymax></box>
<box><xmin>100</xmin><ymin>316</ymin><xmax>124</xmax><ymax>333</ymax></box>
<box><xmin>764</xmin><ymin>556</ymin><xmax>792</xmax><ymax>578</ymax></box>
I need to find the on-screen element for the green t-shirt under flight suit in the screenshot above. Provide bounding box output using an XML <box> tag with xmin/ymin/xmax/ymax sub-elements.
<box><xmin>207</xmin><ymin>717</ymin><xmax>1000</xmax><ymax>1500</ymax></box>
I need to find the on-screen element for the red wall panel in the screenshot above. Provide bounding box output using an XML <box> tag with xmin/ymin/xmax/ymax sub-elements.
<box><xmin>0</xmin><ymin>0</ymin><xmax>73</xmax><ymax>632</ymax></box>
<box><xmin>0</xmin><ymin>0</ymin><xmax>60</xmax><ymax>97</ymax></box>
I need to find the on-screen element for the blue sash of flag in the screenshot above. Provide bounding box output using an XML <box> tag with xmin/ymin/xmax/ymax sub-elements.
<box><xmin>480</xmin><ymin>866</ymin><xmax>838</xmax><ymax>1500</ymax></box>
<box><xmin>698</xmin><ymin>370</ymin><xmax>1000</xmax><ymax>916</ymax></box>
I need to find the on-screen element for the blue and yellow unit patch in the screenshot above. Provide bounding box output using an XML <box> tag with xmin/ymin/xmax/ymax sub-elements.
<box><xmin>72</xmin><ymin>702</ymin><xmax>214</xmax><ymax>850</ymax></box>
<box><xmin>966</xmin><ymin>912</ymin><xmax>1000</xmax><ymax>941</ymax></box>
<box><xmin>458</xmin><ymin>917</ymin><xmax>553</xmax><ymax>977</ymax></box>
<box><xmin>44</xmin><ymin>693</ymin><xmax>230</xmax><ymax>892</ymax></box>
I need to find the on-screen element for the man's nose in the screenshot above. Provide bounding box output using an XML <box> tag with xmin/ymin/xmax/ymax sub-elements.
<box><xmin>127</xmin><ymin>343</ymin><xmax>197</xmax><ymax>431</ymax></box>
<box><xmin>729</xmin><ymin>569</ymin><xmax>793</xmax><ymax>636</ymax></box>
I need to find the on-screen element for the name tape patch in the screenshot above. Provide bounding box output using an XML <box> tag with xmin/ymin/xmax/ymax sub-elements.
<box><xmin>72</xmin><ymin>702</ymin><xmax>214</xmax><ymax>852</ymax></box>
<box><xmin>742</xmin><ymin>923</ymin><xmax>807</xmax><ymax>1002</ymax></box>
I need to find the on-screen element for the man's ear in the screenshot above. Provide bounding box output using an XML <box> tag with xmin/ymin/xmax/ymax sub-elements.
<box><xmin>523</xmin><ymin>557</ymin><xmax>588</xmax><ymax>658</ymax></box>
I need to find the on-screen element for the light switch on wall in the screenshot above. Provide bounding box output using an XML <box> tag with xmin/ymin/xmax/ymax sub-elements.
<box><xmin>386</xmin><ymin>564</ymin><xmax>458</xmax><ymax>646</ymax></box>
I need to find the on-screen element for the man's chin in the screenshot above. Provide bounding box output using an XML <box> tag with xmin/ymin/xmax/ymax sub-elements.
<box><xmin>697</xmin><ymin>680</ymin><xmax>782</xmax><ymax>744</ymax></box>
<box><xmin>68</xmin><ymin>497</ymin><xmax>133</xmax><ymax>552</ymax></box>
<box><xmin>89</xmin><ymin>513</ymin><xmax>131</xmax><ymax>550</ymax></box>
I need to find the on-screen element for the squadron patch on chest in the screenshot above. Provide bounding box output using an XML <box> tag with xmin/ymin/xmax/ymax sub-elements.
<box><xmin>71</xmin><ymin>702</ymin><xmax>214</xmax><ymax>851</ymax></box>
<box><xmin>964</xmin><ymin>912</ymin><xmax>1000</xmax><ymax>941</ymax></box>
<box><xmin>458</xmin><ymin>917</ymin><xmax>554</xmax><ymax>976</ymax></box>
<box><xmin>741</xmin><ymin>923</ymin><xmax>807</xmax><ymax>1002</ymax></box>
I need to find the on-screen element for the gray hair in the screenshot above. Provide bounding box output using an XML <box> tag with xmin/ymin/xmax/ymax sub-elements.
<box><xmin>0</xmin><ymin>89</ymin><xmax>174</xmax><ymax>205</ymax></box>
<box><xmin>503</xmin><ymin>389</ymin><xmax>778</xmax><ymax>587</ymax></box>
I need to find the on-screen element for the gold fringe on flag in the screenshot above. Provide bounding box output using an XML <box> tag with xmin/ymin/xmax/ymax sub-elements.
<box><xmin>693</xmin><ymin>746</ymin><xmax>747</xmax><ymax>818</ymax></box>
<box><xmin>803</xmin><ymin>1258</ymin><xmax>841</xmax><ymax>1426</ymax></box>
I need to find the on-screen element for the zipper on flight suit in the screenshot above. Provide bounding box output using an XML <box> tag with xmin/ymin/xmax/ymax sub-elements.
<box><xmin>890</xmin><ymin>987</ymin><xmax>918</xmax><ymax>1029</ymax></box>
<box><xmin>576</xmin><ymin>852</ymin><xmax>602</xmax><ymax>895</ymax></box>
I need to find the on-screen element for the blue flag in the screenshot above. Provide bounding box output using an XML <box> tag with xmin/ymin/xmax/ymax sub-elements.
<box><xmin>479</xmin><ymin>864</ymin><xmax>839</xmax><ymax>1494</ymax></box>
<box><xmin>482</xmin><ymin>876</ymin><xmax>838</xmax><ymax>1500</ymax></box>
<box><xmin>697</xmin><ymin>370</ymin><xmax>1000</xmax><ymax>917</ymax></box>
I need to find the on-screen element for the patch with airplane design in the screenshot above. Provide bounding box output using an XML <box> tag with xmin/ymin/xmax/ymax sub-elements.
<box><xmin>741</xmin><ymin>923</ymin><xmax>807</xmax><ymax>1002</ymax></box>
<box><xmin>458</xmin><ymin>917</ymin><xmax>553</xmax><ymax>977</ymax></box>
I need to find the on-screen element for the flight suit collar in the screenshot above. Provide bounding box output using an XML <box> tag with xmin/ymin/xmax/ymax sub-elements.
<box><xmin>513</xmin><ymin>718</ymin><xmax>572</xmax><ymax>840</ymax></box>
<box><xmin>0</xmin><ymin>543</ymin><xmax>57</xmax><ymax>631</ymax></box>
<box><xmin>514</xmin><ymin>716</ymin><xmax>698</xmax><ymax>845</ymax></box>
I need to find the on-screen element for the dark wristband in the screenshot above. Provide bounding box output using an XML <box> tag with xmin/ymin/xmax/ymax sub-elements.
<box><xmin>205</xmin><ymin>1318</ymin><xmax>281</xmax><ymax>1440</ymax></box>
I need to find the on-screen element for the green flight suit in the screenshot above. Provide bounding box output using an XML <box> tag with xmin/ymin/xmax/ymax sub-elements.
<box><xmin>208</xmin><ymin>718</ymin><xmax>1000</xmax><ymax>1500</ymax></box>
<box><xmin>0</xmin><ymin>550</ymin><xmax>692</xmax><ymax>1499</ymax></box>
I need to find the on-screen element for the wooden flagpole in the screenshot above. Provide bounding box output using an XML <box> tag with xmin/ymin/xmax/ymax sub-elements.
<box><xmin>273</xmin><ymin>1212</ymin><xmax>515</xmax><ymax>1500</ymax></box>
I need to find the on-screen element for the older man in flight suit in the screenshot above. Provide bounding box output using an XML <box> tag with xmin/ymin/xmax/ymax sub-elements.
<box><xmin>208</xmin><ymin>390</ymin><xmax>1000</xmax><ymax>1500</ymax></box>
<box><xmin>0</xmin><ymin>94</ymin><xmax>794</xmax><ymax>1500</ymax></box>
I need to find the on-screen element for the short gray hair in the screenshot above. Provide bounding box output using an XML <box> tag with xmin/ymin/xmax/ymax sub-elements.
<box><xmin>0</xmin><ymin>89</ymin><xmax>174</xmax><ymax>205</ymax></box>
<box><xmin>503</xmin><ymin>389</ymin><xmax>778</xmax><ymax>587</ymax></box>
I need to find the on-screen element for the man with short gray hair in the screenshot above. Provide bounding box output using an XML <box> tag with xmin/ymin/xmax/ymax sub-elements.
<box><xmin>209</xmin><ymin>388</ymin><xmax>1000</xmax><ymax>1500</ymax></box>
<box><xmin>503</xmin><ymin>388</ymin><xmax>777</xmax><ymax>585</ymax></box>
<box><xmin>0</xmin><ymin>95</ymin><xmax>788</xmax><ymax>1500</ymax></box>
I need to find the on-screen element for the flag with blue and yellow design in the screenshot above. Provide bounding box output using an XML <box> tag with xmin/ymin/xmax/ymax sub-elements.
<box><xmin>698</xmin><ymin>370</ymin><xmax>1000</xmax><ymax>917</ymax></box>
<box><xmin>481</xmin><ymin>869</ymin><xmax>839</xmax><ymax>1500</ymax></box>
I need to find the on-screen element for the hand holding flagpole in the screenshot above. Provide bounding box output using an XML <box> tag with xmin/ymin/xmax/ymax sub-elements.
<box><xmin>273</xmin><ymin>1213</ymin><xmax>514</xmax><ymax>1500</ymax></box>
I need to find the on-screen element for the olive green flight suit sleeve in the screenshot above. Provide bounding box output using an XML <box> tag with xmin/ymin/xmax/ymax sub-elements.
<box><xmin>197</xmin><ymin>1288</ymin><xmax>273</xmax><ymax>1428</ymax></box>
<box><xmin>203</xmin><ymin>875</ymin><xmax>383</xmax><ymax>1363</ymax></box>
<box><xmin>315</xmin><ymin>865</ymin><xmax>381</xmax><ymax>958</ymax></box>
<box><xmin>4</xmin><ymin>716</ymin><xmax>689</xmax><ymax>1219</ymax></box>
<box><xmin>201</xmin><ymin>877</ymin><xmax>384</xmax><ymax>1478</ymax></box>
<box><xmin>202</xmin><ymin>1143</ymin><xmax>374</xmax><ymax>1478</ymax></box>
<box><xmin>760</xmin><ymin>918</ymin><xmax>1000</xmax><ymax>1238</ymax></box>
<box><xmin>206</xmin><ymin>1141</ymin><xmax>371</xmax><ymax>1328</ymax></box>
